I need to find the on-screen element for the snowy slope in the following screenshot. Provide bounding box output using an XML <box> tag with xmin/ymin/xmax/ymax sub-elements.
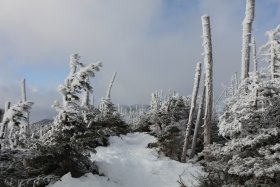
<box><xmin>49</xmin><ymin>133</ymin><xmax>205</xmax><ymax>187</ymax></box>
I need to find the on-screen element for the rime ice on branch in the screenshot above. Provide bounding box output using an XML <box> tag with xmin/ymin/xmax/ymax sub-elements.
<box><xmin>57</xmin><ymin>54</ymin><xmax>102</xmax><ymax>108</ymax></box>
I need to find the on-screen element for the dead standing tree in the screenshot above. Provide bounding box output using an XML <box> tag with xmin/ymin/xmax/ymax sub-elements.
<box><xmin>21</xmin><ymin>78</ymin><xmax>30</xmax><ymax>136</ymax></box>
<box><xmin>201</xmin><ymin>15</ymin><xmax>213</xmax><ymax>146</ymax></box>
<box><xmin>241</xmin><ymin>0</ymin><xmax>255</xmax><ymax>80</ymax></box>
<box><xmin>181</xmin><ymin>62</ymin><xmax>202</xmax><ymax>162</ymax></box>
<box><xmin>190</xmin><ymin>86</ymin><xmax>205</xmax><ymax>159</ymax></box>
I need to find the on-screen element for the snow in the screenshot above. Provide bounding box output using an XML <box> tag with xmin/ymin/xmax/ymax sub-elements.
<box><xmin>49</xmin><ymin>133</ymin><xmax>204</xmax><ymax>187</ymax></box>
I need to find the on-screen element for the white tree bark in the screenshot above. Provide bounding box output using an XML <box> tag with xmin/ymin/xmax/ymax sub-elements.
<box><xmin>251</xmin><ymin>37</ymin><xmax>258</xmax><ymax>73</ymax></box>
<box><xmin>181</xmin><ymin>62</ymin><xmax>202</xmax><ymax>162</ymax></box>
<box><xmin>201</xmin><ymin>15</ymin><xmax>213</xmax><ymax>146</ymax></box>
<box><xmin>106</xmin><ymin>72</ymin><xmax>117</xmax><ymax>100</ymax></box>
<box><xmin>266</xmin><ymin>30</ymin><xmax>278</xmax><ymax>79</ymax></box>
<box><xmin>190</xmin><ymin>86</ymin><xmax>205</xmax><ymax>159</ymax></box>
<box><xmin>241</xmin><ymin>0</ymin><xmax>255</xmax><ymax>80</ymax></box>
<box><xmin>22</xmin><ymin>79</ymin><xmax>27</xmax><ymax>102</ymax></box>
<box><xmin>21</xmin><ymin>79</ymin><xmax>29</xmax><ymax>136</ymax></box>
<box><xmin>251</xmin><ymin>37</ymin><xmax>259</xmax><ymax>108</ymax></box>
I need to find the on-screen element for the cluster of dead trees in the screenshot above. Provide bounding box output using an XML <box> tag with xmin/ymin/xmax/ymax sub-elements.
<box><xmin>181</xmin><ymin>0</ymin><xmax>256</xmax><ymax>162</ymax></box>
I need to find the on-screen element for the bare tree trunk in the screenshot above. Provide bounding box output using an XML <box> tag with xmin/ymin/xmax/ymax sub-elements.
<box><xmin>252</xmin><ymin>37</ymin><xmax>258</xmax><ymax>73</ymax></box>
<box><xmin>202</xmin><ymin>15</ymin><xmax>213</xmax><ymax>146</ymax></box>
<box><xmin>234</xmin><ymin>72</ymin><xmax>239</xmax><ymax>91</ymax></box>
<box><xmin>181</xmin><ymin>62</ymin><xmax>202</xmax><ymax>162</ymax></box>
<box><xmin>106</xmin><ymin>72</ymin><xmax>117</xmax><ymax>100</ymax></box>
<box><xmin>190</xmin><ymin>86</ymin><xmax>205</xmax><ymax>159</ymax></box>
<box><xmin>21</xmin><ymin>79</ymin><xmax>30</xmax><ymax>136</ymax></box>
<box><xmin>241</xmin><ymin>0</ymin><xmax>255</xmax><ymax>80</ymax></box>
<box><xmin>22</xmin><ymin>79</ymin><xmax>27</xmax><ymax>102</ymax></box>
<box><xmin>251</xmin><ymin>37</ymin><xmax>258</xmax><ymax>108</ymax></box>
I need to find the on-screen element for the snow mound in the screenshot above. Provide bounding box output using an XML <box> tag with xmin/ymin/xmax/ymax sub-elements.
<box><xmin>49</xmin><ymin>133</ymin><xmax>205</xmax><ymax>187</ymax></box>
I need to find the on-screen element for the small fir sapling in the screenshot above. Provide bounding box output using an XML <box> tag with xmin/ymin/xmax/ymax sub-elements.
<box><xmin>99</xmin><ymin>72</ymin><xmax>117</xmax><ymax>119</ymax></box>
<box><xmin>1</xmin><ymin>100</ymin><xmax>33</xmax><ymax>149</ymax></box>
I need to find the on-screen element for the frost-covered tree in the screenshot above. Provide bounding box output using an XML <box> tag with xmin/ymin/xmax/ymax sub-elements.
<box><xmin>181</xmin><ymin>62</ymin><xmax>202</xmax><ymax>162</ymax></box>
<box><xmin>99</xmin><ymin>72</ymin><xmax>118</xmax><ymax>119</ymax></box>
<box><xmin>201</xmin><ymin>76</ymin><xmax>280</xmax><ymax>186</ymax></box>
<box><xmin>57</xmin><ymin>55</ymin><xmax>101</xmax><ymax>108</ymax></box>
<box><xmin>150</xmin><ymin>91</ymin><xmax>163</xmax><ymax>113</ymax></box>
<box><xmin>132</xmin><ymin>91</ymin><xmax>192</xmax><ymax>161</ymax></box>
<box><xmin>259</xmin><ymin>25</ymin><xmax>280</xmax><ymax>79</ymax></box>
<box><xmin>0</xmin><ymin>100</ymin><xmax>33</xmax><ymax>149</ymax></box>
<box><xmin>202</xmin><ymin>15</ymin><xmax>214</xmax><ymax>145</ymax></box>
<box><xmin>21</xmin><ymin>78</ymin><xmax>30</xmax><ymax>137</ymax></box>
<box><xmin>190</xmin><ymin>86</ymin><xmax>205</xmax><ymax>159</ymax></box>
<box><xmin>96</xmin><ymin>71</ymin><xmax>128</xmax><ymax>138</ymax></box>
<box><xmin>241</xmin><ymin>0</ymin><xmax>255</xmax><ymax>80</ymax></box>
<box><xmin>0</xmin><ymin>101</ymin><xmax>10</xmax><ymax>139</ymax></box>
<box><xmin>44</xmin><ymin>54</ymin><xmax>102</xmax><ymax>147</ymax></box>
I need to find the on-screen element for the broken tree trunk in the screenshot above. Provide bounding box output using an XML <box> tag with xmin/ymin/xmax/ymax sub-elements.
<box><xmin>106</xmin><ymin>72</ymin><xmax>117</xmax><ymax>100</ymax></box>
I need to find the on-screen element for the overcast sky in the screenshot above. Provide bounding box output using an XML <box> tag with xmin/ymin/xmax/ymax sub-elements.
<box><xmin>0</xmin><ymin>0</ymin><xmax>279</xmax><ymax>122</ymax></box>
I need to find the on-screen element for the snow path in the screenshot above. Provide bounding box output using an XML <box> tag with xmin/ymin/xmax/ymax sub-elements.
<box><xmin>49</xmin><ymin>133</ymin><xmax>204</xmax><ymax>187</ymax></box>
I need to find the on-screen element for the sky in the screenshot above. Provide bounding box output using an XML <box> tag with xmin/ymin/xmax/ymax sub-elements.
<box><xmin>0</xmin><ymin>0</ymin><xmax>279</xmax><ymax>122</ymax></box>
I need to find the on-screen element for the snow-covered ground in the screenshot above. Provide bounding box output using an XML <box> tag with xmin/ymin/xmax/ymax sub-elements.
<box><xmin>49</xmin><ymin>133</ymin><xmax>205</xmax><ymax>187</ymax></box>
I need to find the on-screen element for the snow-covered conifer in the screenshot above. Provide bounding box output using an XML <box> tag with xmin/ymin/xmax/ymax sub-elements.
<box><xmin>1</xmin><ymin>101</ymin><xmax>33</xmax><ymax>148</ymax></box>
<box><xmin>99</xmin><ymin>72</ymin><xmax>118</xmax><ymax>119</ymax></box>
<box><xmin>259</xmin><ymin>25</ymin><xmax>280</xmax><ymax>79</ymax></box>
<box><xmin>201</xmin><ymin>75</ymin><xmax>280</xmax><ymax>186</ymax></box>
<box><xmin>58</xmin><ymin>57</ymin><xmax>102</xmax><ymax>108</ymax></box>
<box><xmin>44</xmin><ymin>54</ymin><xmax>102</xmax><ymax>147</ymax></box>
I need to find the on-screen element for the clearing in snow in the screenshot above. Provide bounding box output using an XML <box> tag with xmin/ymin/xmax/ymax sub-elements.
<box><xmin>49</xmin><ymin>133</ymin><xmax>205</xmax><ymax>187</ymax></box>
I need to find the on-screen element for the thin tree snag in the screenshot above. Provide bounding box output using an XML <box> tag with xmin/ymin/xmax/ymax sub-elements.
<box><xmin>181</xmin><ymin>62</ymin><xmax>202</xmax><ymax>162</ymax></box>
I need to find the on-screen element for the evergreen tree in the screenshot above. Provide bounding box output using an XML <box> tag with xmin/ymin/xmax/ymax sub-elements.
<box><xmin>200</xmin><ymin>75</ymin><xmax>280</xmax><ymax>186</ymax></box>
<box><xmin>259</xmin><ymin>25</ymin><xmax>280</xmax><ymax>79</ymax></box>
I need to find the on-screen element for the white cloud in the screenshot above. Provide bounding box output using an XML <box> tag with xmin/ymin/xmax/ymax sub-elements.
<box><xmin>0</xmin><ymin>0</ymin><xmax>279</xmax><ymax>121</ymax></box>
